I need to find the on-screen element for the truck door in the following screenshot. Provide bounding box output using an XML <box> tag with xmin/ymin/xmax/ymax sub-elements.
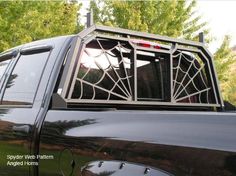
<box><xmin>0</xmin><ymin>48</ymin><xmax>51</xmax><ymax>175</ymax></box>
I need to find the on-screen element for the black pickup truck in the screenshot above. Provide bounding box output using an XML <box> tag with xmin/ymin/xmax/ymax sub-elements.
<box><xmin>0</xmin><ymin>25</ymin><xmax>235</xmax><ymax>176</ymax></box>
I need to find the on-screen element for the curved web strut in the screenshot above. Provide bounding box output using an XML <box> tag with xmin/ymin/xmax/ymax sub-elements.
<box><xmin>172</xmin><ymin>50</ymin><xmax>211</xmax><ymax>104</ymax></box>
<box><xmin>75</xmin><ymin>39</ymin><xmax>132</xmax><ymax>100</ymax></box>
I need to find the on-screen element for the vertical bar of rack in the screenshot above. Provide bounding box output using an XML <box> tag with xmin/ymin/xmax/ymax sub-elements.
<box><xmin>199</xmin><ymin>32</ymin><xmax>205</xmax><ymax>43</ymax></box>
<box><xmin>61</xmin><ymin>38</ymin><xmax>82</xmax><ymax>99</ymax></box>
<box><xmin>170</xmin><ymin>44</ymin><xmax>174</xmax><ymax>102</ymax></box>
<box><xmin>86</xmin><ymin>11</ymin><xmax>93</xmax><ymax>28</ymax></box>
<box><xmin>67</xmin><ymin>44</ymin><xmax>85</xmax><ymax>99</ymax></box>
<box><xmin>131</xmin><ymin>49</ymin><xmax>137</xmax><ymax>101</ymax></box>
<box><xmin>199</xmin><ymin>50</ymin><xmax>219</xmax><ymax>105</ymax></box>
<box><xmin>170</xmin><ymin>43</ymin><xmax>178</xmax><ymax>102</ymax></box>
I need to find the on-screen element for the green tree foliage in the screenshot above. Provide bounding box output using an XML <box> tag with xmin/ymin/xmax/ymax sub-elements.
<box><xmin>90</xmin><ymin>0</ymin><xmax>209</xmax><ymax>41</ymax></box>
<box><xmin>214</xmin><ymin>36</ymin><xmax>235</xmax><ymax>83</ymax></box>
<box><xmin>0</xmin><ymin>1</ymin><xmax>82</xmax><ymax>52</ymax></box>
<box><xmin>225</xmin><ymin>76</ymin><xmax>236</xmax><ymax>106</ymax></box>
<box><xmin>214</xmin><ymin>35</ymin><xmax>235</xmax><ymax>101</ymax></box>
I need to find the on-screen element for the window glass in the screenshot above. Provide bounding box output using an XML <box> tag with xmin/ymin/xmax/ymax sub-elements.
<box><xmin>137</xmin><ymin>50</ymin><xmax>164</xmax><ymax>100</ymax></box>
<box><xmin>2</xmin><ymin>51</ymin><xmax>50</xmax><ymax>105</ymax></box>
<box><xmin>0</xmin><ymin>59</ymin><xmax>11</xmax><ymax>82</ymax></box>
<box><xmin>172</xmin><ymin>51</ymin><xmax>212</xmax><ymax>103</ymax></box>
<box><xmin>71</xmin><ymin>39</ymin><xmax>168</xmax><ymax>102</ymax></box>
<box><xmin>72</xmin><ymin>39</ymin><xmax>132</xmax><ymax>100</ymax></box>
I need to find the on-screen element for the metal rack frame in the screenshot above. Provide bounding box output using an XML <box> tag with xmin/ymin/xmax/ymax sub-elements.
<box><xmin>55</xmin><ymin>25</ymin><xmax>223</xmax><ymax>110</ymax></box>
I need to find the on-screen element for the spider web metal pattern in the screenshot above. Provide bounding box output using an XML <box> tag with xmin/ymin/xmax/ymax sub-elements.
<box><xmin>72</xmin><ymin>39</ymin><xmax>132</xmax><ymax>101</ymax></box>
<box><xmin>60</xmin><ymin>26</ymin><xmax>223</xmax><ymax>108</ymax></box>
<box><xmin>172</xmin><ymin>50</ymin><xmax>213</xmax><ymax>104</ymax></box>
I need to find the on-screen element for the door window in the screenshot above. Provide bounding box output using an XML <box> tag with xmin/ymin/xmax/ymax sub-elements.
<box><xmin>2</xmin><ymin>51</ymin><xmax>50</xmax><ymax>105</ymax></box>
<box><xmin>0</xmin><ymin>59</ymin><xmax>11</xmax><ymax>82</ymax></box>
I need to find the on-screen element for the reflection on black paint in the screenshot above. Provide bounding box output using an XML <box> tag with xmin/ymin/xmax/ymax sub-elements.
<box><xmin>39</xmin><ymin>112</ymin><xmax>236</xmax><ymax>176</ymax></box>
<box><xmin>82</xmin><ymin>160</ymin><xmax>171</xmax><ymax>176</ymax></box>
<box><xmin>59</xmin><ymin>148</ymin><xmax>75</xmax><ymax>176</ymax></box>
<box><xmin>0</xmin><ymin>108</ymin><xmax>34</xmax><ymax>176</ymax></box>
<box><xmin>225</xmin><ymin>155</ymin><xmax>236</xmax><ymax>174</ymax></box>
<box><xmin>39</xmin><ymin>120</ymin><xmax>236</xmax><ymax>176</ymax></box>
<box><xmin>0</xmin><ymin>108</ymin><xmax>9</xmax><ymax>117</ymax></box>
<box><xmin>0</xmin><ymin>109</ymin><xmax>12</xmax><ymax>140</ymax></box>
<box><xmin>39</xmin><ymin>119</ymin><xmax>98</xmax><ymax>175</ymax></box>
<box><xmin>6</xmin><ymin>74</ymin><xmax>18</xmax><ymax>88</ymax></box>
<box><xmin>40</xmin><ymin>119</ymin><xmax>96</xmax><ymax>146</ymax></box>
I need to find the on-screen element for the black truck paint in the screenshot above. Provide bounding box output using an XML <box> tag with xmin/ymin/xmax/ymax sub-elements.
<box><xmin>0</xmin><ymin>25</ymin><xmax>235</xmax><ymax>176</ymax></box>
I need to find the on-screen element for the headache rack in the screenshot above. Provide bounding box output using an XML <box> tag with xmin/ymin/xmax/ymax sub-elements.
<box><xmin>54</xmin><ymin>25</ymin><xmax>224</xmax><ymax>111</ymax></box>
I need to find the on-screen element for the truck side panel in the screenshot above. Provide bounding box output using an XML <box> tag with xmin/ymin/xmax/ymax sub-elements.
<box><xmin>0</xmin><ymin>108</ymin><xmax>38</xmax><ymax>176</ymax></box>
<box><xmin>39</xmin><ymin>110</ymin><xmax>236</xmax><ymax>176</ymax></box>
